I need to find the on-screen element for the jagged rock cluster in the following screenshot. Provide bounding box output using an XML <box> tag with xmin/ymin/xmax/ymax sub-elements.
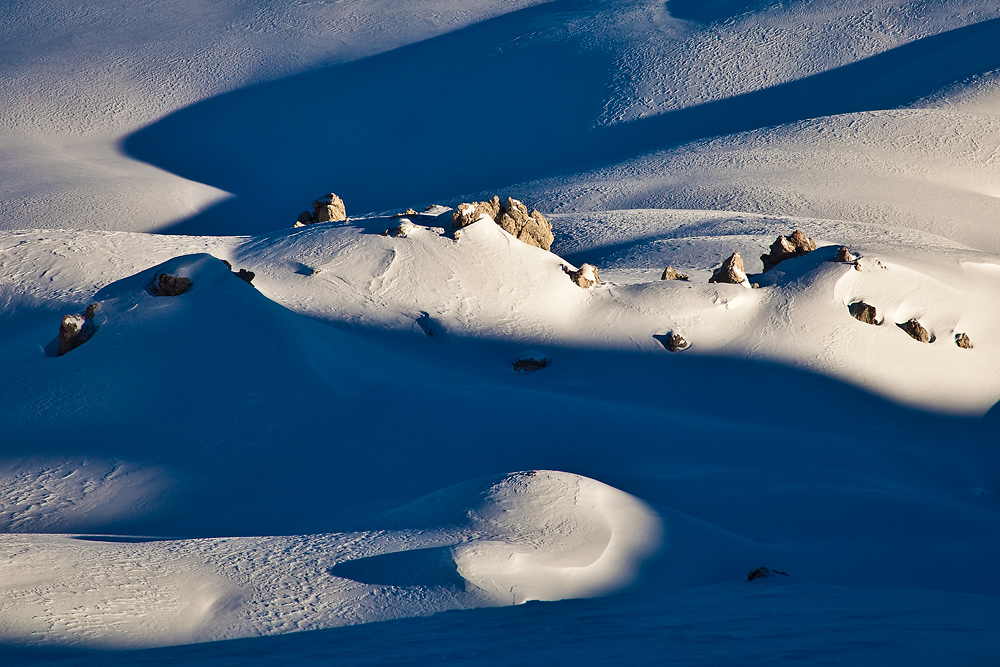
<box><xmin>56</xmin><ymin>304</ymin><xmax>99</xmax><ymax>356</ymax></box>
<box><xmin>295</xmin><ymin>193</ymin><xmax>347</xmax><ymax>227</ymax></box>
<box><xmin>566</xmin><ymin>263</ymin><xmax>600</xmax><ymax>288</ymax></box>
<box><xmin>761</xmin><ymin>230</ymin><xmax>817</xmax><ymax>272</ymax></box>
<box><xmin>149</xmin><ymin>273</ymin><xmax>192</xmax><ymax>296</ymax></box>
<box><xmin>451</xmin><ymin>196</ymin><xmax>554</xmax><ymax>251</ymax></box>
<box><xmin>709</xmin><ymin>252</ymin><xmax>748</xmax><ymax>285</ymax></box>
<box><xmin>661</xmin><ymin>266</ymin><xmax>688</xmax><ymax>281</ymax></box>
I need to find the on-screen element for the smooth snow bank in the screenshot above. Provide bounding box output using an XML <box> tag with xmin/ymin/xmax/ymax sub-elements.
<box><xmin>0</xmin><ymin>471</ymin><xmax>662</xmax><ymax>648</ymax></box>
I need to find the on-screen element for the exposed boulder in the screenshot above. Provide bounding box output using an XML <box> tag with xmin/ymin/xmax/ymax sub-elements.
<box><xmin>382</xmin><ymin>218</ymin><xmax>416</xmax><ymax>238</ymax></box>
<box><xmin>761</xmin><ymin>230</ymin><xmax>817</xmax><ymax>272</ymax></box>
<box><xmin>656</xmin><ymin>332</ymin><xmax>689</xmax><ymax>352</ymax></box>
<box><xmin>661</xmin><ymin>266</ymin><xmax>689</xmax><ymax>281</ymax></box>
<box><xmin>451</xmin><ymin>196</ymin><xmax>554</xmax><ymax>250</ymax></box>
<box><xmin>513</xmin><ymin>357</ymin><xmax>548</xmax><ymax>372</ymax></box>
<box><xmin>834</xmin><ymin>246</ymin><xmax>856</xmax><ymax>263</ymax></box>
<box><xmin>57</xmin><ymin>303</ymin><xmax>99</xmax><ymax>357</ymax></box>
<box><xmin>149</xmin><ymin>273</ymin><xmax>193</xmax><ymax>297</ymax></box>
<box><xmin>709</xmin><ymin>252</ymin><xmax>748</xmax><ymax>285</ymax></box>
<box><xmin>900</xmin><ymin>319</ymin><xmax>931</xmax><ymax>343</ymax></box>
<box><xmin>294</xmin><ymin>211</ymin><xmax>315</xmax><ymax>227</ymax></box>
<box><xmin>849</xmin><ymin>301</ymin><xmax>879</xmax><ymax>325</ymax></box>
<box><xmin>392</xmin><ymin>208</ymin><xmax>420</xmax><ymax>219</ymax></box>
<box><xmin>312</xmin><ymin>193</ymin><xmax>347</xmax><ymax>223</ymax></box>
<box><xmin>452</xmin><ymin>196</ymin><xmax>502</xmax><ymax>229</ymax></box>
<box><xmin>955</xmin><ymin>333</ymin><xmax>973</xmax><ymax>349</ymax></box>
<box><xmin>236</xmin><ymin>269</ymin><xmax>255</xmax><ymax>285</ymax></box>
<box><xmin>567</xmin><ymin>263</ymin><xmax>600</xmax><ymax>288</ymax></box>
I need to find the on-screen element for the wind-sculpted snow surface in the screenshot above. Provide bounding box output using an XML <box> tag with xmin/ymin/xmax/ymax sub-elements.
<box><xmin>0</xmin><ymin>472</ymin><xmax>662</xmax><ymax>647</ymax></box>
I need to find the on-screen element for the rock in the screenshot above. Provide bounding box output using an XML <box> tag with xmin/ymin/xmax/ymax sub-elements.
<box><xmin>312</xmin><ymin>193</ymin><xmax>347</xmax><ymax>223</ymax></box>
<box><xmin>236</xmin><ymin>269</ymin><xmax>255</xmax><ymax>285</ymax></box>
<box><xmin>567</xmin><ymin>263</ymin><xmax>600</xmax><ymax>288</ymax></box>
<box><xmin>747</xmin><ymin>566</ymin><xmax>789</xmax><ymax>581</ymax></box>
<box><xmin>57</xmin><ymin>303</ymin><xmax>99</xmax><ymax>357</ymax></box>
<box><xmin>849</xmin><ymin>301</ymin><xmax>879</xmax><ymax>324</ymax></box>
<box><xmin>709</xmin><ymin>252</ymin><xmax>748</xmax><ymax>285</ymax></box>
<box><xmin>382</xmin><ymin>218</ymin><xmax>416</xmax><ymax>238</ymax></box>
<box><xmin>450</xmin><ymin>196</ymin><xmax>554</xmax><ymax>250</ymax></box>
<box><xmin>900</xmin><ymin>318</ymin><xmax>931</xmax><ymax>343</ymax></box>
<box><xmin>664</xmin><ymin>332</ymin><xmax>689</xmax><ymax>352</ymax></box>
<box><xmin>661</xmin><ymin>266</ymin><xmax>689</xmax><ymax>281</ymax></box>
<box><xmin>834</xmin><ymin>246</ymin><xmax>856</xmax><ymax>263</ymax></box>
<box><xmin>220</xmin><ymin>259</ymin><xmax>232</xmax><ymax>270</ymax></box>
<box><xmin>451</xmin><ymin>196</ymin><xmax>501</xmax><ymax>229</ymax></box>
<box><xmin>392</xmin><ymin>208</ymin><xmax>420</xmax><ymax>219</ymax></box>
<box><xmin>295</xmin><ymin>211</ymin><xmax>315</xmax><ymax>227</ymax></box>
<box><xmin>496</xmin><ymin>198</ymin><xmax>554</xmax><ymax>251</ymax></box>
<box><xmin>955</xmin><ymin>333</ymin><xmax>973</xmax><ymax>349</ymax></box>
<box><xmin>149</xmin><ymin>273</ymin><xmax>193</xmax><ymax>296</ymax></box>
<box><xmin>760</xmin><ymin>229</ymin><xmax>817</xmax><ymax>271</ymax></box>
<box><xmin>513</xmin><ymin>357</ymin><xmax>548</xmax><ymax>372</ymax></box>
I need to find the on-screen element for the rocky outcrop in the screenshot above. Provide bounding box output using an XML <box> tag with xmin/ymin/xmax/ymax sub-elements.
<box><xmin>900</xmin><ymin>319</ymin><xmax>931</xmax><ymax>343</ymax></box>
<box><xmin>661</xmin><ymin>266</ymin><xmax>689</xmax><ymax>281</ymax></box>
<box><xmin>761</xmin><ymin>230</ymin><xmax>817</xmax><ymax>272</ymax></box>
<box><xmin>313</xmin><ymin>193</ymin><xmax>347</xmax><ymax>223</ymax></box>
<box><xmin>709</xmin><ymin>252</ymin><xmax>748</xmax><ymax>285</ymax></box>
<box><xmin>513</xmin><ymin>356</ymin><xmax>548</xmax><ymax>372</ymax></box>
<box><xmin>849</xmin><ymin>301</ymin><xmax>879</xmax><ymax>325</ymax></box>
<box><xmin>955</xmin><ymin>333</ymin><xmax>973</xmax><ymax>349</ymax></box>
<box><xmin>451</xmin><ymin>196</ymin><xmax>554</xmax><ymax>250</ymax></box>
<box><xmin>236</xmin><ymin>269</ymin><xmax>255</xmax><ymax>285</ymax></box>
<box><xmin>834</xmin><ymin>246</ymin><xmax>856</xmax><ymax>263</ymax></box>
<box><xmin>392</xmin><ymin>208</ymin><xmax>420</xmax><ymax>219</ymax></box>
<box><xmin>149</xmin><ymin>273</ymin><xmax>193</xmax><ymax>296</ymax></box>
<box><xmin>57</xmin><ymin>303</ymin><xmax>99</xmax><ymax>357</ymax></box>
<box><xmin>567</xmin><ymin>263</ymin><xmax>600</xmax><ymax>288</ymax></box>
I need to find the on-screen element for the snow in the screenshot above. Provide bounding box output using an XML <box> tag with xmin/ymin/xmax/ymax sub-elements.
<box><xmin>2</xmin><ymin>0</ymin><xmax>1000</xmax><ymax>664</ymax></box>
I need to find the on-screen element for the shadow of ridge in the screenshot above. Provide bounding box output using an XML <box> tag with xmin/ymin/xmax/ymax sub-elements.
<box><xmin>126</xmin><ymin>12</ymin><xmax>1000</xmax><ymax>238</ymax></box>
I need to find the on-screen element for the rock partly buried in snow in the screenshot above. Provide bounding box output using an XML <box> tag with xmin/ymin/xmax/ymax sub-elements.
<box><xmin>567</xmin><ymin>263</ymin><xmax>600</xmax><ymax>288</ymax></box>
<box><xmin>709</xmin><ymin>252</ymin><xmax>748</xmax><ymax>285</ymax></box>
<box><xmin>452</xmin><ymin>196</ymin><xmax>502</xmax><ymax>229</ymax></box>
<box><xmin>956</xmin><ymin>333</ymin><xmax>973</xmax><ymax>349</ymax></box>
<box><xmin>849</xmin><ymin>301</ymin><xmax>879</xmax><ymax>325</ymax></box>
<box><xmin>661</xmin><ymin>266</ymin><xmax>689</xmax><ymax>281</ymax></box>
<box><xmin>496</xmin><ymin>198</ymin><xmax>554</xmax><ymax>251</ymax></box>
<box><xmin>149</xmin><ymin>273</ymin><xmax>193</xmax><ymax>297</ymax></box>
<box><xmin>236</xmin><ymin>269</ymin><xmax>255</xmax><ymax>285</ymax></box>
<box><xmin>657</xmin><ymin>332</ymin><xmax>689</xmax><ymax>352</ymax></box>
<box><xmin>312</xmin><ymin>193</ymin><xmax>347</xmax><ymax>223</ymax></box>
<box><xmin>294</xmin><ymin>211</ymin><xmax>315</xmax><ymax>227</ymax></box>
<box><xmin>834</xmin><ymin>246</ymin><xmax>856</xmax><ymax>263</ymax></box>
<box><xmin>57</xmin><ymin>303</ymin><xmax>99</xmax><ymax>357</ymax></box>
<box><xmin>382</xmin><ymin>219</ymin><xmax>416</xmax><ymax>238</ymax></box>
<box><xmin>392</xmin><ymin>208</ymin><xmax>420</xmax><ymax>219</ymax></box>
<box><xmin>761</xmin><ymin>230</ymin><xmax>818</xmax><ymax>272</ymax></box>
<box><xmin>512</xmin><ymin>356</ymin><xmax>548</xmax><ymax>372</ymax></box>
<box><xmin>451</xmin><ymin>196</ymin><xmax>554</xmax><ymax>250</ymax></box>
<box><xmin>747</xmin><ymin>566</ymin><xmax>789</xmax><ymax>581</ymax></box>
<box><xmin>900</xmin><ymin>318</ymin><xmax>931</xmax><ymax>343</ymax></box>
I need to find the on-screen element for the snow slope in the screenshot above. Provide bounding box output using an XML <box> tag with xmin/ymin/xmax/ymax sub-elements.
<box><xmin>2</xmin><ymin>0</ymin><xmax>1000</xmax><ymax>663</ymax></box>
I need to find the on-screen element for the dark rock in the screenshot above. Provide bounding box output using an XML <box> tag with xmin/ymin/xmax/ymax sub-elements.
<box><xmin>655</xmin><ymin>332</ymin><xmax>689</xmax><ymax>352</ymax></box>
<box><xmin>955</xmin><ymin>333</ymin><xmax>973</xmax><ymax>349</ymax></box>
<box><xmin>566</xmin><ymin>263</ymin><xmax>600</xmax><ymax>288</ymax></box>
<box><xmin>661</xmin><ymin>266</ymin><xmax>689</xmax><ymax>281</ymax></box>
<box><xmin>312</xmin><ymin>193</ymin><xmax>347</xmax><ymax>223</ymax></box>
<box><xmin>747</xmin><ymin>566</ymin><xmax>789</xmax><ymax>581</ymax></box>
<box><xmin>236</xmin><ymin>269</ymin><xmax>255</xmax><ymax>284</ymax></box>
<box><xmin>709</xmin><ymin>252</ymin><xmax>748</xmax><ymax>285</ymax></box>
<box><xmin>849</xmin><ymin>301</ymin><xmax>879</xmax><ymax>324</ymax></box>
<box><xmin>296</xmin><ymin>211</ymin><xmax>315</xmax><ymax>226</ymax></box>
<box><xmin>57</xmin><ymin>303</ymin><xmax>100</xmax><ymax>357</ymax></box>
<box><xmin>513</xmin><ymin>357</ymin><xmax>548</xmax><ymax>372</ymax></box>
<box><xmin>220</xmin><ymin>259</ymin><xmax>232</xmax><ymax>270</ymax></box>
<box><xmin>900</xmin><ymin>319</ymin><xmax>931</xmax><ymax>343</ymax></box>
<box><xmin>834</xmin><ymin>246</ymin><xmax>856</xmax><ymax>263</ymax></box>
<box><xmin>149</xmin><ymin>273</ymin><xmax>193</xmax><ymax>296</ymax></box>
<box><xmin>761</xmin><ymin>230</ymin><xmax>817</xmax><ymax>271</ymax></box>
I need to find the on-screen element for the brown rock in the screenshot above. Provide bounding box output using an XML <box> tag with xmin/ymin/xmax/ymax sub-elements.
<box><xmin>382</xmin><ymin>219</ymin><xmax>416</xmax><ymax>238</ymax></box>
<box><xmin>834</xmin><ymin>246</ymin><xmax>856</xmax><ymax>263</ymax></box>
<box><xmin>761</xmin><ymin>229</ymin><xmax>817</xmax><ymax>271</ymax></box>
<box><xmin>567</xmin><ymin>263</ymin><xmax>600</xmax><ymax>288</ymax></box>
<box><xmin>392</xmin><ymin>208</ymin><xmax>420</xmax><ymax>219</ymax></box>
<box><xmin>312</xmin><ymin>193</ymin><xmax>347</xmax><ymax>223</ymax></box>
<box><xmin>661</xmin><ymin>266</ymin><xmax>689</xmax><ymax>281</ymax></box>
<box><xmin>900</xmin><ymin>319</ymin><xmax>931</xmax><ymax>343</ymax></box>
<box><xmin>57</xmin><ymin>303</ymin><xmax>99</xmax><ymax>357</ymax></box>
<box><xmin>849</xmin><ymin>301</ymin><xmax>879</xmax><ymax>325</ymax></box>
<box><xmin>955</xmin><ymin>333</ymin><xmax>973</xmax><ymax>349</ymax></box>
<box><xmin>709</xmin><ymin>252</ymin><xmax>748</xmax><ymax>284</ymax></box>
<box><xmin>149</xmin><ymin>273</ymin><xmax>193</xmax><ymax>296</ymax></box>
<box><xmin>451</xmin><ymin>196</ymin><xmax>502</xmax><ymax>229</ymax></box>
<box><xmin>665</xmin><ymin>332</ymin><xmax>689</xmax><ymax>352</ymax></box>
<box><xmin>496</xmin><ymin>198</ymin><xmax>554</xmax><ymax>251</ymax></box>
